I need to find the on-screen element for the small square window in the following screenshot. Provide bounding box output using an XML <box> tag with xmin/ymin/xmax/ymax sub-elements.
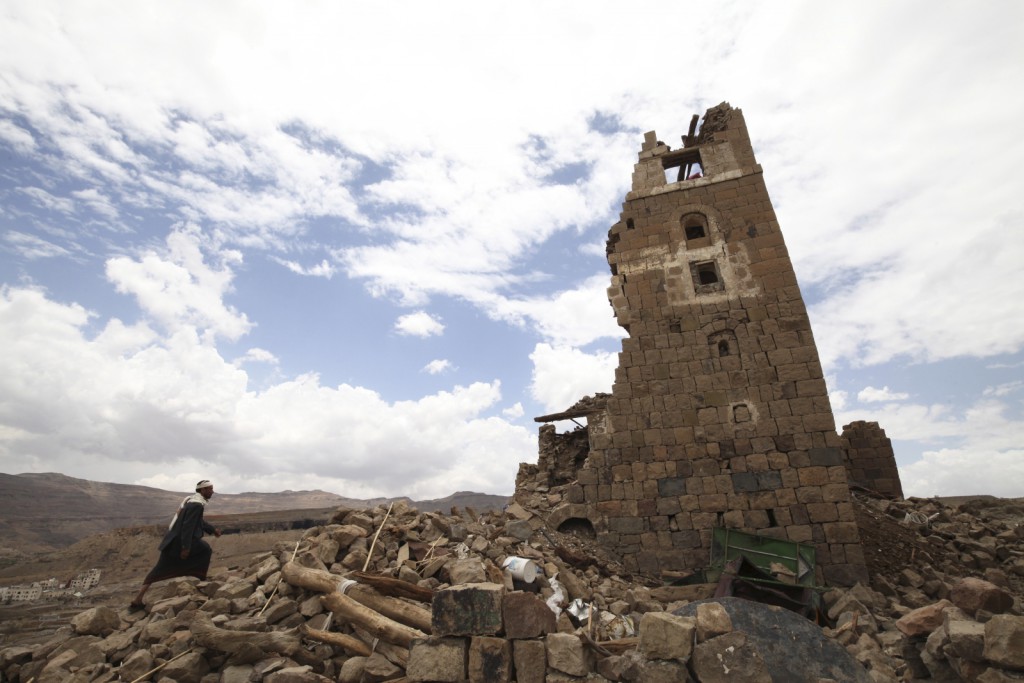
<box><xmin>690</xmin><ymin>260</ymin><xmax>725</xmax><ymax>293</ymax></box>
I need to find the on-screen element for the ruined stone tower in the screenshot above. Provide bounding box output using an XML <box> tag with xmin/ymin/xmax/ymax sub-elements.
<box><xmin>521</xmin><ymin>103</ymin><xmax>871</xmax><ymax>586</ymax></box>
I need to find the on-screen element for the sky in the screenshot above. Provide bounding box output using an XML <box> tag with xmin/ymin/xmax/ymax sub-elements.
<box><xmin>1</xmin><ymin>2</ymin><xmax>1023</xmax><ymax>500</ymax></box>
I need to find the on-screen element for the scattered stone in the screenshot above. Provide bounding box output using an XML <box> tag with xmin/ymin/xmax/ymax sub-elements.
<box><xmin>983</xmin><ymin>614</ymin><xmax>1024</xmax><ymax>670</ymax></box>
<box><xmin>69</xmin><ymin>606</ymin><xmax>120</xmax><ymax>636</ymax></box>
<box><xmin>639</xmin><ymin>611</ymin><xmax>696</xmax><ymax>662</ymax></box>
<box><xmin>950</xmin><ymin>577</ymin><xmax>1015</xmax><ymax>616</ymax></box>
<box><xmin>546</xmin><ymin>632</ymin><xmax>592</xmax><ymax>676</ymax></box>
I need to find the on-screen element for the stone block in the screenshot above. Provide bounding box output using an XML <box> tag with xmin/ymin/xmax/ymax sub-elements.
<box><xmin>502</xmin><ymin>591</ymin><xmax>556</xmax><ymax>639</ymax></box>
<box><xmin>983</xmin><ymin>614</ymin><xmax>1024</xmax><ymax>670</ymax></box>
<box><xmin>432</xmin><ymin>583</ymin><xmax>504</xmax><ymax>636</ymax></box>
<box><xmin>696</xmin><ymin>601</ymin><xmax>733</xmax><ymax>643</ymax></box>
<box><xmin>950</xmin><ymin>577</ymin><xmax>1014</xmax><ymax>617</ymax></box>
<box><xmin>70</xmin><ymin>606</ymin><xmax>120</xmax><ymax>636</ymax></box>
<box><xmin>407</xmin><ymin>637</ymin><xmax>466</xmax><ymax>682</ymax></box>
<box><xmin>513</xmin><ymin>639</ymin><xmax>547</xmax><ymax>683</ymax></box>
<box><xmin>639</xmin><ymin>611</ymin><xmax>696</xmax><ymax>662</ymax></box>
<box><xmin>822</xmin><ymin>522</ymin><xmax>860</xmax><ymax>544</ymax></box>
<box><xmin>468</xmin><ymin>636</ymin><xmax>512</xmax><ymax>682</ymax></box>
<box><xmin>449</xmin><ymin>557</ymin><xmax>488</xmax><ymax>584</ymax></box>
<box><xmin>896</xmin><ymin>600</ymin><xmax>956</xmax><ymax>637</ymax></box>
<box><xmin>806</xmin><ymin>502</ymin><xmax>838</xmax><ymax>523</ymax></box>
<box><xmin>947</xmin><ymin>618</ymin><xmax>986</xmax><ymax>663</ymax></box>
<box><xmin>546</xmin><ymin>632</ymin><xmax>592</xmax><ymax>676</ymax></box>
<box><xmin>797</xmin><ymin>466</ymin><xmax>829</xmax><ymax>486</ymax></box>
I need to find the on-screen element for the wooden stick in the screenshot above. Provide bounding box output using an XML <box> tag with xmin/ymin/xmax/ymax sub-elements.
<box><xmin>301</xmin><ymin>625</ymin><xmax>373</xmax><ymax>656</ymax></box>
<box><xmin>363</xmin><ymin>502</ymin><xmax>394</xmax><ymax>571</ymax></box>
<box><xmin>322</xmin><ymin>591</ymin><xmax>425</xmax><ymax>648</ymax></box>
<box><xmin>128</xmin><ymin>648</ymin><xmax>194</xmax><ymax>683</ymax></box>
<box><xmin>258</xmin><ymin>539</ymin><xmax>303</xmax><ymax>617</ymax></box>
<box><xmin>350</xmin><ymin>571</ymin><xmax>434</xmax><ymax>603</ymax></box>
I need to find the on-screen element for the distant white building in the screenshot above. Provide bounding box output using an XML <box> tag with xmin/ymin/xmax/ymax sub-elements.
<box><xmin>6</xmin><ymin>584</ymin><xmax>42</xmax><ymax>602</ymax></box>
<box><xmin>67</xmin><ymin>568</ymin><xmax>101</xmax><ymax>591</ymax></box>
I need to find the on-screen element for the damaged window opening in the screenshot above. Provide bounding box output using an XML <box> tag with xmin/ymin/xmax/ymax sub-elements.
<box><xmin>690</xmin><ymin>260</ymin><xmax>725</xmax><ymax>293</ymax></box>
<box><xmin>660</xmin><ymin>147</ymin><xmax>703</xmax><ymax>185</ymax></box>
<box><xmin>766</xmin><ymin>509</ymin><xmax>778</xmax><ymax>527</ymax></box>
<box><xmin>626</xmin><ymin>218</ymin><xmax>635</xmax><ymax>230</ymax></box>
<box><xmin>718</xmin><ymin>340</ymin><xmax>730</xmax><ymax>356</ymax></box>
<box><xmin>697</xmin><ymin>263</ymin><xmax>718</xmax><ymax>285</ymax></box>
<box><xmin>557</xmin><ymin>517</ymin><xmax>596</xmax><ymax>539</ymax></box>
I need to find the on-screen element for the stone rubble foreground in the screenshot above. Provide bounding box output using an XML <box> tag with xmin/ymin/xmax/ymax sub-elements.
<box><xmin>0</xmin><ymin>494</ymin><xmax>1022</xmax><ymax>682</ymax></box>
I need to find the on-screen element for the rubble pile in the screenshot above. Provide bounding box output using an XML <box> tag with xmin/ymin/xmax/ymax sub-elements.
<box><xmin>0</xmin><ymin>495</ymin><xmax>1021</xmax><ymax>682</ymax></box>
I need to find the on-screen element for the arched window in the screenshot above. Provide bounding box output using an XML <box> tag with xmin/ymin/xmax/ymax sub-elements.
<box><xmin>681</xmin><ymin>213</ymin><xmax>709</xmax><ymax>244</ymax></box>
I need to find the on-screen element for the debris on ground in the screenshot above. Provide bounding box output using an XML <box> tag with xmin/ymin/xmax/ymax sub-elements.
<box><xmin>0</xmin><ymin>493</ymin><xmax>1021</xmax><ymax>682</ymax></box>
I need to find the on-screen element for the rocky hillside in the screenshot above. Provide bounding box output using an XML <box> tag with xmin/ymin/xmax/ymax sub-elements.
<box><xmin>0</xmin><ymin>493</ymin><xmax>1022</xmax><ymax>682</ymax></box>
<box><xmin>0</xmin><ymin>473</ymin><xmax>508</xmax><ymax>551</ymax></box>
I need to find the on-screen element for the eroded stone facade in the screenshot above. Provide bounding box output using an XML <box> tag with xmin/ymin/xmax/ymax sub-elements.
<box><xmin>520</xmin><ymin>103</ymin><xmax>877</xmax><ymax>586</ymax></box>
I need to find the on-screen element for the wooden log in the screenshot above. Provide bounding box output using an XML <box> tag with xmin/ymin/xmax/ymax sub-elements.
<box><xmin>322</xmin><ymin>591</ymin><xmax>426</xmax><ymax>648</ymax></box>
<box><xmin>301</xmin><ymin>625</ymin><xmax>372</xmax><ymax>657</ymax></box>
<box><xmin>353</xmin><ymin>626</ymin><xmax>410</xmax><ymax>667</ymax></box>
<box><xmin>350</xmin><ymin>571</ymin><xmax>434</xmax><ymax>603</ymax></box>
<box><xmin>191</xmin><ymin>612</ymin><xmax>300</xmax><ymax>656</ymax></box>
<box><xmin>349</xmin><ymin>585</ymin><xmax>431</xmax><ymax>633</ymax></box>
<box><xmin>282</xmin><ymin>562</ymin><xmax>432</xmax><ymax>632</ymax></box>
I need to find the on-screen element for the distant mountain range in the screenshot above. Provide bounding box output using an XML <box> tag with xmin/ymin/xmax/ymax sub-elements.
<box><xmin>0</xmin><ymin>472</ymin><xmax>509</xmax><ymax>551</ymax></box>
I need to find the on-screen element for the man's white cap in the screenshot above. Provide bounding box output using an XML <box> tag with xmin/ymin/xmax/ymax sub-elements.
<box><xmin>195</xmin><ymin>480</ymin><xmax>213</xmax><ymax>491</ymax></box>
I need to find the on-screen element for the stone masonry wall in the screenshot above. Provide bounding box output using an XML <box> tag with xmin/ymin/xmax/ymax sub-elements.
<box><xmin>561</xmin><ymin>102</ymin><xmax>868</xmax><ymax>586</ymax></box>
<box><xmin>841</xmin><ymin>421</ymin><xmax>904</xmax><ymax>499</ymax></box>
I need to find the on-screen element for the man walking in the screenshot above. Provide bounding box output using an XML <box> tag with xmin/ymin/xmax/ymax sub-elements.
<box><xmin>130</xmin><ymin>479</ymin><xmax>221</xmax><ymax>610</ymax></box>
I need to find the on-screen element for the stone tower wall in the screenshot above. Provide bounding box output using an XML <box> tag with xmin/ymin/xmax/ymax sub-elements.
<box><xmin>569</xmin><ymin>102</ymin><xmax>868</xmax><ymax>586</ymax></box>
<box><xmin>841</xmin><ymin>421</ymin><xmax>904</xmax><ymax>499</ymax></box>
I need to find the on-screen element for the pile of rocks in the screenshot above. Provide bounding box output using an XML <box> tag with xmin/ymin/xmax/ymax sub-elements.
<box><xmin>0</xmin><ymin>495</ymin><xmax>1021</xmax><ymax>682</ymax></box>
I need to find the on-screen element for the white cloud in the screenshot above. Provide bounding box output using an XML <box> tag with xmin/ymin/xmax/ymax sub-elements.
<box><xmin>4</xmin><ymin>231</ymin><xmax>72</xmax><ymax>260</ymax></box>
<box><xmin>829</xmin><ymin>390</ymin><xmax>848</xmax><ymax>411</ymax></box>
<box><xmin>18</xmin><ymin>187</ymin><xmax>75</xmax><ymax>214</ymax></box>
<box><xmin>837</xmin><ymin>396</ymin><xmax>1024</xmax><ymax>497</ymax></box>
<box><xmin>529</xmin><ymin>343</ymin><xmax>618</xmax><ymax>413</ymax></box>
<box><xmin>0</xmin><ymin>286</ymin><xmax>535</xmax><ymax>498</ymax></box>
<box><xmin>503</xmin><ymin>402</ymin><xmax>524</xmax><ymax>419</ymax></box>
<box><xmin>105</xmin><ymin>224</ymin><xmax>252</xmax><ymax>342</ymax></box>
<box><xmin>395</xmin><ymin>311</ymin><xmax>444</xmax><ymax>338</ymax></box>
<box><xmin>900</xmin><ymin>448</ymin><xmax>1024</xmax><ymax>499</ymax></box>
<box><xmin>983</xmin><ymin>381</ymin><xmax>1023</xmax><ymax>398</ymax></box>
<box><xmin>273</xmin><ymin>258</ymin><xmax>336</xmax><ymax>279</ymax></box>
<box><xmin>857</xmin><ymin>386</ymin><xmax>910</xmax><ymax>403</ymax></box>
<box><xmin>234</xmin><ymin>348</ymin><xmax>278</xmax><ymax>366</ymax></box>
<box><xmin>0</xmin><ymin>119</ymin><xmax>37</xmax><ymax>153</ymax></box>
<box><xmin>479</xmin><ymin>274</ymin><xmax>625</xmax><ymax>348</ymax></box>
<box><xmin>423</xmin><ymin>359</ymin><xmax>452</xmax><ymax>375</ymax></box>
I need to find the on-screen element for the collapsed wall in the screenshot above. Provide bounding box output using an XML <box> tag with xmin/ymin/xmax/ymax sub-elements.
<box><xmin>518</xmin><ymin>103</ymin><xmax>901</xmax><ymax>587</ymax></box>
<box><xmin>841</xmin><ymin>421</ymin><xmax>904</xmax><ymax>499</ymax></box>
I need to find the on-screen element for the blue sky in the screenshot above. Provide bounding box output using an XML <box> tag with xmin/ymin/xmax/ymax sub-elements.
<box><xmin>1</xmin><ymin>1</ymin><xmax>1022</xmax><ymax>499</ymax></box>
